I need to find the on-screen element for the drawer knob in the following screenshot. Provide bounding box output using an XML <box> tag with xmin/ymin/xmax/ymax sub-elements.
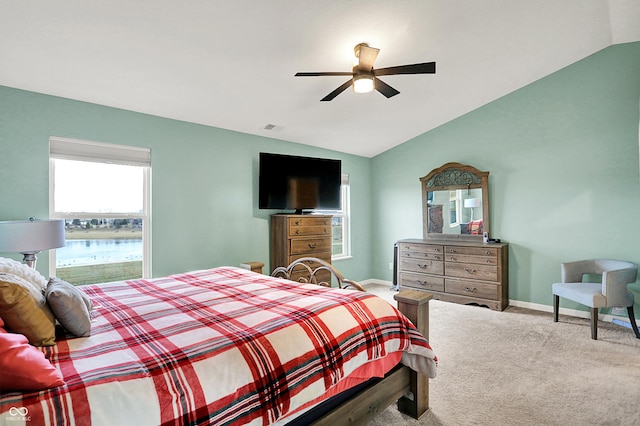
<box><xmin>464</xmin><ymin>268</ymin><xmax>478</xmax><ymax>274</ymax></box>
<box><xmin>308</xmin><ymin>243</ymin><xmax>317</xmax><ymax>249</ymax></box>
<box><xmin>323</xmin><ymin>228</ymin><xmax>328</xmax><ymax>234</ymax></box>
<box><xmin>434</xmin><ymin>255</ymin><xmax>441</xmax><ymax>260</ymax></box>
<box><xmin>296</xmin><ymin>230</ymin><xmax>301</xmax><ymax>234</ymax></box>
<box><xmin>464</xmin><ymin>286</ymin><xmax>477</xmax><ymax>293</ymax></box>
<box><xmin>486</xmin><ymin>251</ymin><xmax>491</xmax><ymax>255</ymax></box>
<box><xmin>449</xmin><ymin>248</ymin><xmax>455</xmax><ymax>253</ymax></box>
<box><xmin>417</xmin><ymin>280</ymin><xmax>427</xmax><ymax>286</ymax></box>
<box><xmin>417</xmin><ymin>263</ymin><xmax>429</xmax><ymax>269</ymax></box>
<box><xmin>295</xmin><ymin>220</ymin><xmax>301</xmax><ymax>225</ymax></box>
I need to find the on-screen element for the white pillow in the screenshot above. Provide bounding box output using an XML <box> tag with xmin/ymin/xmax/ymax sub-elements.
<box><xmin>0</xmin><ymin>256</ymin><xmax>48</xmax><ymax>294</ymax></box>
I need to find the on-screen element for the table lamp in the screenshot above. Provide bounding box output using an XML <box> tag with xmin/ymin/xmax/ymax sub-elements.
<box><xmin>463</xmin><ymin>198</ymin><xmax>481</xmax><ymax>221</ymax></box>
<box><xmin>0</xmin><ymin>218</ymin><xmax>66</xmax><ymax>268</ymax></box>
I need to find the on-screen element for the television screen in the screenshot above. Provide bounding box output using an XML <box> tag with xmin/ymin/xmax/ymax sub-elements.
<box><xmin>259</xmin><ymin>153</ymin><xmax>341</xmax><ymax>213</ymax></box>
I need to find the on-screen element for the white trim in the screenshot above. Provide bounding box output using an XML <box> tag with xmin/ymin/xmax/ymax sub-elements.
<box><xmin>362</xmin><ymin>279</ymin><xmax>639</xmax><ymax>327</ymax></box>
<box><xmin>50</xmin><ymin>136</ymin><xmax>151</xmax><ymax>167</ymax></box>
<box><xmin>48</xmin><ymin>138</ymin><xmax>151</xmax><ymax>278</ymax></box>
<box><xmin>508</xmin><ymin>299</ymin><xmax>639</xmax><ymax>326</ymax></box>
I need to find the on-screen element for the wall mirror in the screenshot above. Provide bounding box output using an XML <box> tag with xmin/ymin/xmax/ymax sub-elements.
<box><xmin>420</xmin><ymin>162</ymin><xmax>489</xmax><ymax>240</ymax></box>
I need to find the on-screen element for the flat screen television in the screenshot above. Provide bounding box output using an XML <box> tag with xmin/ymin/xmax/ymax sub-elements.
<box><xmin>259</xmin><ymin>152</ymin><xmax>341</xmax><ymax>214</ymax></box>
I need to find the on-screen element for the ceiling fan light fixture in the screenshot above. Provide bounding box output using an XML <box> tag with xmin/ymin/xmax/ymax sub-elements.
<box><xmin>353</xmin><ymin>74</ymin><xmax>374</xmax><ymax>94</ymax></box>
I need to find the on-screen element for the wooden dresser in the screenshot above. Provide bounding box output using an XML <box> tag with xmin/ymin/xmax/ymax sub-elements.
<box><xmin>270</xmin><ymin>214</ymin><xmax>332</xmax><ymax>281</ymax></box>
<box><xmin>397</xmin><ymin>238</ymin><xmax>509</xmax><ymax>311</ymax></box>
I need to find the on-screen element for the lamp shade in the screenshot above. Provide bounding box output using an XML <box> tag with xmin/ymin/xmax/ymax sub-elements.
<box><xmin>0</xmin><ymin>219</ymin><xmax>66</xmax><ymax>254</ymax></box>
<box><xmin>463</xmin><ymin>198</ymin><xmax>481</xmax><ymax>209</ymax></box>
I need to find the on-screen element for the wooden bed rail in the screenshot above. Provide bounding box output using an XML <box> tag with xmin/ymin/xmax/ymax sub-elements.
<box><xmin>271</xmin><ymin>257</ymin><xmax>366</xmax><ymax>292</ymax></box>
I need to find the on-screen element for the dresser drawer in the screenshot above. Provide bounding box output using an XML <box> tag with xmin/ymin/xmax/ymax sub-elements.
<box><xmin>289</xmin><ymin>225</ymin><xmax>331</xmax><ymax>237</ymax></box>
<box><xmin>288</xmin><ymin>217</ymin><xmax>331</xmax><ymax>236</ymax></box>
<box><xmin>290</xmin><ymin>238</ymin><xmax>332</xmax><ymax>255</ymax></box>
<box><xmin>444</xmin><ymin>245</ymin><xmax>497</xmax><ymax>257</ymax></box>
<box><xmin>290</xmin><ymin>268</ymin><xmax>332</xmax><ymax>284</ymax></box>
<box><xmin>445</xmin><ymin>253</ymin><xmax>499</xmax><ymax>266</ymax></box>
<box><xmin>400</xmin><ymin>272</ymin><xmax>444</xmax><ymax>292</ymax></box>
<box><xmin>445</xmin><ymin>262</ymin><xmax>498</xmax><ymax>281</ymax></box>
<box><xmin>280</xmin><ymin>256</ymin><xmax>332</xmax><ymax>284</ymax></box>
<box><xmin>288</xmin><ymin>253</ymin><xmax>331</xmax><ymax>264</ymax></box>
<box><xmin>399</xmin><ymin>257</ymin><xmax>444</xmax><ymax>275</ymax></box>
<box><xmin>400</xmin><ymin>243</ymin><xmax>443</xmax><ymax>258</ymax></box>
<box><xmin>400</xmin><ymin>249</ymin><xmax>443</xmax><ymax>261</ymax></box>
<box><xmin>445</xmin><ymin>278</ymin><xmax>499</xmax><ymax>300</ymax></box>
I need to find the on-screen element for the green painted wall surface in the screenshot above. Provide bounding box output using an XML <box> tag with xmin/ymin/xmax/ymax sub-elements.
<box><xmin>0</xmin><ymin>87</ymin><xmax>371</xmax><ymax>281</ymax></box>
<box><xmin>371</xmin><ymin>42</ymin><xmax>640</xmax><ymax>312</ymax></box>
<box><xmin>1</xmin><ymin>42</ymin><xmax>639</xmax><ymax>314</ymax></box>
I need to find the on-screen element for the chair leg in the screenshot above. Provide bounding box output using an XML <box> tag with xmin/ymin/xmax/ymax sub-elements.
<box><xmin>553</xmin><ymin>295</ymin><xmax>559</xmax><ymax>322</ymax></box>
<box><xmin>590</xmin><ymin>308</ymin><xmax>598</xmax><ymax>340</ymax></box>
<box><xmin>627</xmin><ymin>306</ymin><xmax>640</xmax><ymax>339</ymax></box>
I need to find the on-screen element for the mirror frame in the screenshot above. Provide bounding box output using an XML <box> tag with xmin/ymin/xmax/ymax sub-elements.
<box><xmin>420</xmin><ymin>162</ymin><xmax>490</xmax><ymax>241</ymax></box>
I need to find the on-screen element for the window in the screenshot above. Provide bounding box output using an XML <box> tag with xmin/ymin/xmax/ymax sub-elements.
<box><xmin>449</xmin><ymin>190</ymin><xmax>461</xmax><ymax>227</ymax></box>
<box><xmin>49</xmin><ymin>137</ymin><xmax>151</xmax><ymax>284</ymax></box>
<box><xmin>315</xmin><ymin>174</ymin><xmax>350</xmax><ymax>260</ymax></box>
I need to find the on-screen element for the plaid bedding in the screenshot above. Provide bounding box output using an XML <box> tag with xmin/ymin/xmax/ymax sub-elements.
<box><xmin>0</xmin><ymin>267</ymin><xmax>436</xmax><ymax>425</ymax></box>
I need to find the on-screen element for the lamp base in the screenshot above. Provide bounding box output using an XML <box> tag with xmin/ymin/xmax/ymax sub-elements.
<box><xmin>20</xmin><ymin>251</ymin><xmax>40</xmax><ymax>269</ymax></box>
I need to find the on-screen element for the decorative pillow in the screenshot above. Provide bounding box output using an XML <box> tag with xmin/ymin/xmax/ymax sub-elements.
<box><xmin>0</xmin><ymin>273</ymin><xmax>56</xmax><ymax>346</ymax></box>
<box><xmin>46</xmin><ymin>277</ymin><xmax>92</xmax><ymax>337</ymax></box>
<box><xmin>0</xmin><ymin>325</ymin><xmax>65</xmax><ymax>391</ymax></box>
<box><xmin>468</xmin><ymin>220</ymin><xmax>483</xmax><ymax>235</ymax></box>
<box><xmin>0</xmin><ymin>256</ymin><xmax>48</xmax><ymax>292</ymax></box>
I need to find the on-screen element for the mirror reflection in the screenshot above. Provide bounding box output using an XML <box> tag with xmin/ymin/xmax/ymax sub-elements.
<box><xmin>421</xmin><ymin>162</ymin><xmax>489</xmax><ymax>240</ymax></box>
<box><xmin>426</xmin><ymin>188</ymin><xmax>483</xmax><ymax>235</ymax></box>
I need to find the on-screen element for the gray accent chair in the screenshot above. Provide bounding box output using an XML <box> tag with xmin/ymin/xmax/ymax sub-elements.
<box><xmin>552</xmin><ymin>259</ymin><xmax>639</xmax><ymax>340</ymax></box>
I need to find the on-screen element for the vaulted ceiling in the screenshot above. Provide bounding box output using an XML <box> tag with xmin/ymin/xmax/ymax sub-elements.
<box><xmin>1</xmin><ymin>1</ymin><xmax>638</xmax><ymax>157</ymax></box>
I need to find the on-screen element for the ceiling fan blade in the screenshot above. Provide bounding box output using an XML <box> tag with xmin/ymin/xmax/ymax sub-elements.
<box><xmin>357</xmin><ymin>44</ymin><xmax>380</xmax><ymax>70</ymax></box>
<box><xmin>374</xmin><ymin>62</ymin><xmax>436</xmax><ymax>76</ymax></box>
<box><xmin>374</xmin><ymin>77</ymin><xmax>400</xmax><ymax>98</ymax></box>
<box><xmin>295</xmin><ymin>71</ymin><xmax>353</xmax><ymax>77</ymax></box>
<box><xmin>320</xmin><ymin>79</ymin><xmax>353</xmax><ymax>101</ymax></box>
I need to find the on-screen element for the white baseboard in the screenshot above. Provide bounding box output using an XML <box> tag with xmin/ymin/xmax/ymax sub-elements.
<box><xmin>509</xmin><ymin>299</ymin><xmax>639</xmax><ymax>327</ymax></box>
<box><xmin>361</xmin><ymin>279</ymin><xmax>639</xmax><ymax>327</ymax></box>
<box><xmin>361</xmin><ymin>278</ymin><xmax>391</xmax><ymax>287</ymax></box>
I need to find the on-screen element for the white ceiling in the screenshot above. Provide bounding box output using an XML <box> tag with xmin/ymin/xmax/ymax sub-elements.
<box><xmin>1</xmin><ymin>1</ymin><xmax>639</xmax><ymax>158</ymax></box>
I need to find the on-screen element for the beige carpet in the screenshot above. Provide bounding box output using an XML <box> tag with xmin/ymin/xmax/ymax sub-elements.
<box><xmin>364</xmin><ymin>283</ymin><xmax>640</xmax><ymax>426</ymax></box>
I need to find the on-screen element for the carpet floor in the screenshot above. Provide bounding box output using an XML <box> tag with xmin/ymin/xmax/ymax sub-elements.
<box><xmin>364</xmin><ymin>283</ymin><xmax>640</xmax><ymax>426</ymax></box>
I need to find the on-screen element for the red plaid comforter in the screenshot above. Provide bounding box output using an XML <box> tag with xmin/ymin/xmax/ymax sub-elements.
<box><xmin>0</xmin><ymin>267</ymin><xmax>436</xmax><ymax>425</ymax></box>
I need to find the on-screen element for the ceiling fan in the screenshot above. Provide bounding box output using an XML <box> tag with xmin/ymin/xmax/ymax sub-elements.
<box><xmin>295</xmin><ymin>43</ymin><xmax>436</xmax><ymax>101</ymax></box>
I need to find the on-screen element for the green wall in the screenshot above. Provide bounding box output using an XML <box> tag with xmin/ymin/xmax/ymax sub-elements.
<box><xmin>371</xmin><ymin>42</ymin><xmax>640</xmax><ymax>312</ymax></box>
<box><xmin>0</xmin><ymin>87</ymin><xmax>372</xmax><ymax>281</ymax></box>
<box><xmin>1</xmin><ymin>42</ymin><xmax>639</xmax><ymax>314</ymax></box>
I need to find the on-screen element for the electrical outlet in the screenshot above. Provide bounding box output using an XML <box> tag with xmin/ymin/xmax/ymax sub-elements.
<box><xmin>611</xmin><ymin>307</ymin><xmax>625</xmax><ymax>316</ymax></box>
<box><xmin>388</xmin><ymin>262</ymin><xmax>394</xmax><ymax>271</ymax></box>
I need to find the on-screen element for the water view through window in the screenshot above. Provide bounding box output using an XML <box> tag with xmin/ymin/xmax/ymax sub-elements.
<box><xmin>57</xmin><ymin>238</ymin><xmax>143</xmax><ymax>267</ymax></box>
<box><xmin>55</xmin><ymin>219</ymin><xmax>143</xmax><ymax>285</ymax></box>
<box><xmin>50</xmin><ymin>142</ymin><xmax>150</xmax><ymax>284</ymax></box>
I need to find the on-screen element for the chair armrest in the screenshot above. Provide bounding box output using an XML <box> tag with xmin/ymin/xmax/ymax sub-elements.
<box><xmin>602</xmin><ymin>267</ymin><xmax>637</xmax><ymax>307</ymax></box>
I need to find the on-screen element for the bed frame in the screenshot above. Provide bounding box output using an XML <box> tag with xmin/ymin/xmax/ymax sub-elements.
<box><xmin>268</xmin><ymin>258</ymin><xmax>433</xmax><ymax>425</ymax></box>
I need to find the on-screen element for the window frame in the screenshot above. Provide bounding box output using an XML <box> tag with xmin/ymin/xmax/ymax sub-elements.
<box><xmin>449</xmin><ymin>189</ymin><xmax>461</xmax><ymax>228</ymax></box>
<box><xmin>314</xmin><ymin>173</ymin><xmax>351</xmax><ymax>260</ymax></box>
<box><xmin>48</xmin><ymin>137</ymin><xmax>151</xmax><ymax>279</ymax></box>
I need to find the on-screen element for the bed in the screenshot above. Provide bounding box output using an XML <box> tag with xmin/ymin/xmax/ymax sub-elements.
<box><xmin>0</xmin><ymin>261</ymin><xmax>437</xmax><ymax>425</ymax></box>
